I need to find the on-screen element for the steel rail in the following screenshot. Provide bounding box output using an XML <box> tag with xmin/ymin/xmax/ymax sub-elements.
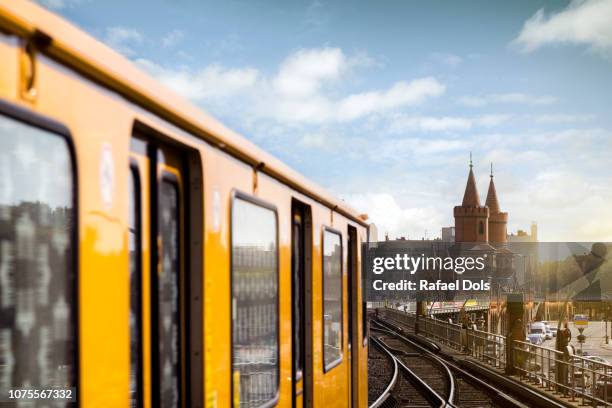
<box><xmin>369</xmin><ymin>336</ymin><xmax>400</xmax><ymax>408</ymax></box>
<box><xmin>372</xmin><ymin>319</ymin><xmax>456</xmax><ymax>406</ymax></box>
<box><xmin>373</xmin><ymin>335</ymin><xmax>449</xmax><ymax>408</ymax></box>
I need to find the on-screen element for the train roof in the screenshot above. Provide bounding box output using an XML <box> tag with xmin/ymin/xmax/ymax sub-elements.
<box><xmin>0</xmin><ymin>0</ymin><xmax>368</xmax><ymax>227</ymax></box>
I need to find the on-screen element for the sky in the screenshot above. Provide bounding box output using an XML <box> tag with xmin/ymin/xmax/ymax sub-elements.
<box><xmin>37</xmin><ymin>0</ymin><xmax>612</xmax><ymax>242</ymax></box>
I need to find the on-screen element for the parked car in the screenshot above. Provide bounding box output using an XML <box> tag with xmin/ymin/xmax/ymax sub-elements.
<box><xmin>585</xmin><ymin>356</ymin><xmax>612</xmax><ymax>373</ymax></box>
<box><xmin>527</xmin><ymin>322</ymin><xmax>546</xmax><ymax>345</ymax></box>
<box><xmin>540</xmin><ymin>321</ymin><xmax>554</xmax><ymax>339</ymax></box>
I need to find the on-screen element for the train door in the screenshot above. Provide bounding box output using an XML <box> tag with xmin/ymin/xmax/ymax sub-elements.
<box><xmin>292</xmin><ymin>201</ymin><xmax>313</xmax><ymax>408</ymax></box>
<box><xmin>347</xmin><ymin>226</ymin><xmax>359</xmax><ymax>407</ymax></box>
<box><xmin>129</xmin><ymin>130</ymin><xmax>202</xmax><ymax>408</ymax></box>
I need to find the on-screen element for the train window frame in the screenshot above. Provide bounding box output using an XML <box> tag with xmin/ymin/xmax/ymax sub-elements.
<box><xmin>128</xmin><ymin>161</ymin><xmax>143</xmax><ymax>408</ymax></box>
<box><xmin>0</xmin><ymin>99</ymin><xmax>80</xmax><ymax>403</ymax></box>
<box><xmin>131</xmin><ymin>121</ymin><xmax>204</xmax><ymax>408</ymax></box>
<box><xmin>321</xmin><ymin>227</ymin><xmax>343</xmax><ymax>373</ymax></box>
<box><xmin>229</xmin><ymin>190</ymin><xmax>280</xmax><ymax>408</ymax></box>
<box><xmin>363</xmin><ymin>230</ymin><xmax>368</xmax><ymax>347</ymax></box>
<box><xmin>156</xmin><ymin>170</ymin><xmax>183</xmax><ymax>408</ymax></box>
<box><xmin>291</xmin><ymin>213</ymin><xmax>304</xmax><ymax>381</ymax></box>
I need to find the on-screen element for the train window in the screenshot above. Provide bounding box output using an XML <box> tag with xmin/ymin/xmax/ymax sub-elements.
<box><xmin>129</xmin><ymin>165</ymin><xmax>142</xmax><ymax>408</ymax></box>
<box><xmin>292</xmin><ymin>215</ymin><xmax>303</xmax><ymax>380</ymax></box>
<box><xmin>362</xmin><ymin>267</ymin><xmax>367</xmax><ymax>345</ymax></box>
<box><xmin>322</xmin><ymin>229</ymin><xmax>342</xmax><ymax>371</ymax></box>
<box><xmin>0</xmin><ymin>115</ymin><xmax>77</xmax><ymax>393</ymax></box>
<box><xmin>231</xmin><ymin>196</ymin><xmax>279</xmax><ymax>408</ymax></box>
<box><xmin>158</xmin><ymin>177</ymin><xmax>181</xmax><ymax>407</ymax></box>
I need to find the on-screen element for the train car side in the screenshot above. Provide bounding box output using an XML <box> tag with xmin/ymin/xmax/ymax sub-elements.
<box><xmin>0</xmin><ymin>1</ymin><xmax>368</xmax><ymax>407</ymax></box>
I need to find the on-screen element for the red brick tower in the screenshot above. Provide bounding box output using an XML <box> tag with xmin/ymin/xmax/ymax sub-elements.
<box><xmin>454</xmin><ymin>154</ymin><xmax>489</xmax><ymax>242</ymax></box>
<box><xmin>486</xmin><ymin>163</ymin><xmax>508</xmax><ymax>244</ymax></box>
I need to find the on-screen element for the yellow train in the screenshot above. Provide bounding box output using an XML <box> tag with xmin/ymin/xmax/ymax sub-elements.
<box><xmin>0</xmin><ymin>1</ymin><xmax>369</xmax><ymax>407</ymax></box>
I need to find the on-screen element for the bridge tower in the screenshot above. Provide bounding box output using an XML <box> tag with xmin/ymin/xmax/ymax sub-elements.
<box><xmin>454</xmin><ymin>154</ymin><xmax>489</xmax><ymax>242</ymax></box>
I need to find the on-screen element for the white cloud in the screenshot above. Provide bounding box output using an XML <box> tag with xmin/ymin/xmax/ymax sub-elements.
<box><xmin>430</xmin><ymin>52</ymin><xmax>463</xmax><ymax>67</ymax></box>
<box><xmin>389</xmin><ymin>115</ymin><xmax>472</xmax><ymax>132</ymax></box>
<box><xmin>513</xmin><ymin>0</ymin><xmax>612</xmax><ymax>54</ymax></box>
<box><xmin>375</xmin><ymin>138</ymin><xmax>471</xmax><ymax>163</ymax></box>
<box><xmin>387</xmin><ymin>114</ymin><xmax>512</xmax><ymax>133</ymax></box>
<box><xmin>272</xmin><ymin>47</ymin><xmax>378</xmax><ymax>98</ymax></box>
<box><xmin>343</xmin><ymin>193</ymin><xmax>445</xmax><ymax>240</ymax></box>
<box><xmin>459</xmin><ymin>93</ymin><xmax>557</xmax><ymax>107</ymax></box>
<box><xmin>298</xmin><ymin>132</ymin><xmax>346</xmax><ymax>151</ymax></box>
<box><xmin>512</xmin><ymin>169</ymin><xmax>612</xmax><ymax>241</ymax></box>
<box><xmin>274</xmin><ymin>47</ymin><xmax>349</xmax><ymax>97</ymax></box>
<box><xmin>139</xmin><ymin>47</ymin><xmax>445</xmax><ymax>124</ymax></box>
<box><xmin>136</xmin><ymin>59</ymin><xmax>259</xmax><ymax>101</ymax></box>
<box><xmin>533</xmin><ymin>113</ymin><xmax>596</xmax><ymax>124</ymax></box>
<box><xmin>104</xmin><ymin>26</ymin><xmax>144</xmax><ymax>57</ymax></box>
<box><xmin>476</xmin><ymin>114</ymin><xmax>514</xmax><ymax>127</ymax></box>
<box><xmin>162</xmin><ymin>29</ymin><xmax>185</xmax><ymax>48</ymax></box>
<box><xmin>337</xmin><ymin>77</ymin><xmax>445</xmax><ymax>121</ymax></box>
<box><xmin>299</xmin><ymin>132</ymin><xmax>328</xmax><ymax>149</ymax></box>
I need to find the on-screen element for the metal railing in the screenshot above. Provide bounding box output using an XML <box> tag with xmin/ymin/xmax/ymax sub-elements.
<box><xmin>420</xmin><ymin>315</ymin><xmax>463</xmax><ymax>351</ymax></box>
<box><xmin>466</xmin><ymin>328</ymin><xmax>506</xmax><ymax>369</ymax></box>
<box><xmin>514</xmin><ymin>340</ymin><xmax>612</xmax><ymax>406</ymax></box>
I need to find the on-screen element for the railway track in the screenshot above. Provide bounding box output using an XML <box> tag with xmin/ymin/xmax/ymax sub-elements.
<box><xmin>368</xmin><ymin>339</ymin><xmax>395</xmax><ymax>404</ymax></box>
<box><xmin>369</xmin><ymin>318</ymin><xmax>528</xmax><ymax>408</ymax></box>
<box><xmin>369</xmin><ymin>333</ymin><xmax>440</xmax><ymax>408</ymax></box>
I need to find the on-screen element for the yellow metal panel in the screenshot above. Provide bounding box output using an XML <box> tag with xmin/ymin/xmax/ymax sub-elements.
<box><xmin>256</xmin><ymin>173</ymin><xmax>296</xmax><ymax>407</ymax></box>
<box><xmin>203</xmin><ymin>150</ymin><xmax>252</xmax><ymax>407</ymax></box>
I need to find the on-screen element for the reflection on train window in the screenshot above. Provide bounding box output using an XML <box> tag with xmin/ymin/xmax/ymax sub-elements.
<box><xmin>292</xmin><ymin>218</ymin><xmax>303</xmax><ymax>380</ymax></box>
<box><xmin>231</xmin><ymin>197</ymin><xmax>278</xmax><ymax>408</ymax></box>
<box><xmin>158</xmin><ymin>178</ymin><xmax>181</xmax><ymax>408</ymax></box>
<box><xmin>0</xmin><ymin>115</ymin><xmax>76</xmax><ymax>400</ymax></box>
<box><xmin>129</xmin><ymin>166</ymin><xmax>142</xmax><ymax>408</ymax></box>
<box><xmin>323</xmin><ymin>229</ymin><xmax>342</xmax><ymax>371</ymax></box>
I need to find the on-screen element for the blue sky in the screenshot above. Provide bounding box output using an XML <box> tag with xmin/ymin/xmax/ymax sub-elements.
<box><xmin>39</xmin><ymin>0</ymin><xmax>612</xmax><ymax>241</ymax></box>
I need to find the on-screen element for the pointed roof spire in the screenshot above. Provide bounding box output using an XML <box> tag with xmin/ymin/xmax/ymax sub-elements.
<box><xmin>485</xmin><ymin>162</ymin><xmax>500</xmax><ymax>213</ymax></box>
<box><xmin>461</xmin><ymin>153</ymin><xmax>481</xmax><ymax>207</ymax></box>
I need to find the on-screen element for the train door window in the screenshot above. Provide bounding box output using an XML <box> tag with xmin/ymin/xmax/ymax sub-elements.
<box><xmin>130</xmin><ymin>129</ymin><xmax>202</xmax><ymax>408</ymax></box>
<box><xmin>362</xmin><ymin>242</ymin><xmax>367</xmax><ymax>345</ymax></box>
<box><xmin>291</xmin><ymin>200</ymin><xmax>313</xmax><ymax>408</ymax></box>
<box><xmin>158</xmin><ymin>175</ymin><xmax>181</xmax><ymax>407</ymax></box>
<box><xmin>292</xmin><ymin>215</ymin><xmax>304</xmax><ymax>380</ymax></box>
<box><xmin>129</xmin><ymin>165</ymin><xmax>143</xmax><ymax>408</ymax></box>
<box><xmin>231</xmin><ymin>195</ymin><xmax>279</xmax><ymax>408</ymax></box>
<box><xmin>0</xmin><ymin>114</ymin><xmax>77</xmax><ymax>395</ymax></box>
<box><xmin>322</xmin><ymin>229</ymin><xmax>342</xmax><ymax>371</ymax></box>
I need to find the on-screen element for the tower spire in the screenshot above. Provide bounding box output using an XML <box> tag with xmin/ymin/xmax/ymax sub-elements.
<box><xmin>461</xmin><ymin>154</ymin><xmax>481</xmax><ymax>207</ymax></box>
<box><xmin>485</xmin><ymin>162</ymin><xmax>500</xmax><ymax>213</ymax></box>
